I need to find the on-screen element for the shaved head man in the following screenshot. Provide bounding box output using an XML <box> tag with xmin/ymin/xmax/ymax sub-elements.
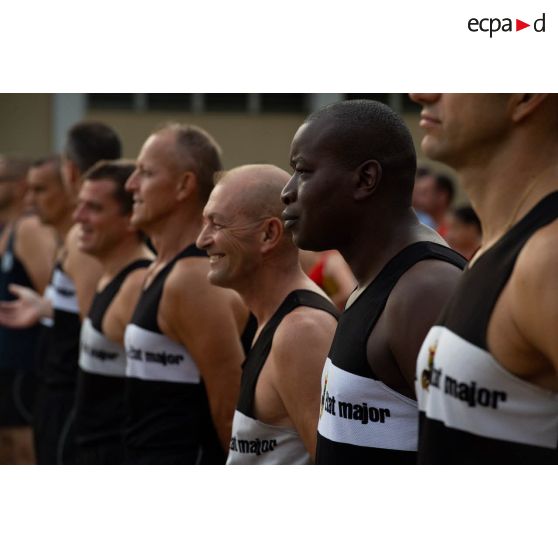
<box><xmin>411</xmin><ymin>93</ymin><xmax>558</xmax><ymax>464</ymax></box>
<box><xmin>281</xmin><ymin>100</ymin><xmax>466</xmax><ymax>464</ymax></box>
<box><xmin>197</xmin><ymin>164</ymin><xmax>338</xmax><ymax>464</ymax></box>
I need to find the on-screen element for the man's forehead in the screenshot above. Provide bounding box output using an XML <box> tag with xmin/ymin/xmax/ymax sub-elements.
<box><xmin>291</xmin><ymin>119</ymin><xmax>338</xmax><ymax>156</ymax></box>
<box><xmin>140</xmin><ymin>131</ymin><xmax>176</xmax><ymax>159</ymax></box>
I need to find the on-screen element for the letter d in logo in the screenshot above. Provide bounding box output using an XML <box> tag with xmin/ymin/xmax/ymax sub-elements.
<box><xmin>534</xmin><ymin>13</ymin><xmax>546</xmax><ymax>32</ymax></box>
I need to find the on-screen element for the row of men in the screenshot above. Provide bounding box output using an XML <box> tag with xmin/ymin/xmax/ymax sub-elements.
<box><xmin>1</xmin><ymin>93</ymin><xmax>557</xmax><ymax>464</ymax></box>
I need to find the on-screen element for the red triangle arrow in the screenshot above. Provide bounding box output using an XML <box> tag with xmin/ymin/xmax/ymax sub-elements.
<box><xmin>516</xmin><ymin>19</ymin><xmax>530</xmax><ymax>31</ymax></box>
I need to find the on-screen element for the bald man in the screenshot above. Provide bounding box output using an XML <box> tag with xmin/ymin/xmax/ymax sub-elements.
<box><xmin>281</xmin><ymin>99</ymin><xmax>467</xmax><ymax>464</ymax></box>
<box><xmin>197</xmin><ymin>165</ymin><xmax>338</xmax><ymax>464</ymax></box>
<box><xmin>124</xmin><ymin>124</ymin><xmax>252</xmax><ymax>464</ymax></box>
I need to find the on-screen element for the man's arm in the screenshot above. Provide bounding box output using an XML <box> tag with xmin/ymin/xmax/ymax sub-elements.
<box><xmin>159</xmin><ymin>258</ymin><xmax>245</xmax><ymax>451</ymax></box>
<box><xmin>385</xmin><ymin>259</ymin><xmax>463</xmax><ymax>392</ymax></box>
<box><xmin>15</xmin><ymin>216</ymin><xmax>57</xmax><ymax>294</ymax></box>
<box><xmin>268</xmin><ymin>308</ymin><xmax>337</xmax><ymax>459</ymax></box>
<box><xmin>508</xmin><ymin>223</ymin><xmax>558</xmax><ymax>374</ymax></box>
<box><xmin>64</xmin><ymin>224</ymin><xmax>103</xmax><ymax>319</ymax></box>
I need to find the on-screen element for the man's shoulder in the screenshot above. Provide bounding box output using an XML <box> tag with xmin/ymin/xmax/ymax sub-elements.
<box><xmin>16</xmin><ymin>215</ymin><xmax>54</xmax><ymax>243</ymax></box>
<box><xmin>513</xmin><ymin>219</ymin><xmax>558</xmax><ymax>290</ymax></box>
<box><xmin>388</xmin><ymin>256</ymin><xmax>463</xmax><ymax>311</ymax></box>
<box><xmin>272</xmin><ymin>303</ymin><xmax>337</xmax><ymax>356</ymax></box>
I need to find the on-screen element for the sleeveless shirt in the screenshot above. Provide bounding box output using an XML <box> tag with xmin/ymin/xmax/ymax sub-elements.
<box><xmin>40</xmin><ymin>261</ymin><xmax>81</xmax><ymax>387</ymax></box>
<box><xmin>316</xmin><ymin>242</ymin><xmax>466</xmax><ymax>464</ymax></box>
<box><xmin>0</xmin><ymin>222</ymin><xmax>40</xmax><ymax>372</ymax></box>
<box><xmin>75</xmin><ymin>259</ymin><xmax>150</xmax><ymax>447</ymax></box>
<box><xmin>124</xmin><ymin>244</ymin><xmax>221</xmax><ymax>462</ymax></box>
<box><xmin>227</xmin><ymin>290</ymin><xmax>339</xmax><ymax>465</ymax></box>
<box><xmin>416</xmin><ymin>193</ymin><xmax>558</xmax><ymax>464</ymax></box>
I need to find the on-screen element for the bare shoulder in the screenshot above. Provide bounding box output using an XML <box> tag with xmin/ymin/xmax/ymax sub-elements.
<box><xmin>272</xmin><ymin>305</ymin><xmax>337</xmax><ymax>362</ymax></box>
<box><xmin>164</xmin><ymin>257</ymin><xmax>211</xmax><ymax>296</ymax></box>
<box><xmin>513</xmin><ymin>220</ymin><xmax>558</xmax><ymax>286</ymax></box>
<box><xmin>16</xmin><ymin>214</ymin><xmax>55</xmax><ymax>245</ymax></box>
<box><xmin>121</xmin><ymin>265</ymin><xmax>150</xmax><ymax>292</ymax></box>
<box><xmin>387</xmin><ymin>257</ymin><xmax>463</xmax><ymax>317</ymax></box>
<box><xmin>17</xmin><ymin>214</ymin><xmax>48</xmax><ymax>235</ymax></box>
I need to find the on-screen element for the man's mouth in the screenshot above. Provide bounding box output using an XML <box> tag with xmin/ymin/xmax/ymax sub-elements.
<box><xmin>282</xmin><ymin>211</ymin><xmax>299</xmax><ymax>230</ymax></box>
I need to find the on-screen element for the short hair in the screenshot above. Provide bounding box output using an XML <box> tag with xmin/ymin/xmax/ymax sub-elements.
<box><xmin>64</xmin><ymin>122</ymin><xmax>122</xmax><ymax>174</ymax></box>
<box><xmin>453</xmin><ymin>205</ymin><xmax>481</xmax><ymax>234</ymax></box>
<box><xmin>81</xmin><ymin>160</ymin><xmax>136</xmax><ymax>214</ymax></box>
<box><xmin>305</xmin><ymin>99</ymin><xmax>417</xmax><ymax>199</ymax></box>
<box><xmin>435</xmin><ymin>173</ymin><xmax>455</xmax><ymax>205</ymax></box>
<box><xmin>157</xmin><ymin>123</ymin><xmax>223</xmax><ymax>204</ymax></box>
<box><xmin>0</xmin><ymin>155</ymin><xmax>32</xmax><ymax>181</ymax></box>
<box><xmin>30</xmin><ymin>154</ymin><xmax>64</xmax><ymax>185</ymax></box>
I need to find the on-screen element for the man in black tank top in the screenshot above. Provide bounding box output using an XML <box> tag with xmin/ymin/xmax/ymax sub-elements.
<box><xmin>72</xmin><ymin>161</ymin><xmax>152</xmax><ymax>464</ymax></box>
<box><xmin>281</xmin><ymin>100</ymin><xmax>466</xmax><ymax>464</ymax></box>
<box><xmin>123</xmin><ymin>124</ymin><xmax>252</xmax><ymax>464</ymax></box>
<box><xmin>0</xmin><ymin>156</ymin><xmax>58</xmax><ymax>464</ymax></box>
<box><xmin>410</xmin><ymin>94</ymin><xmax>558</xmax><ymax>463</ymax></box>
<box><xmin>197</xmin><ymin>164</ymin><xmax>339</xmax><ymax>464</ymax></box>
<box><xmin>0</xmin><ymin>124</ymin><xmax>122</xmax><ymax>464</ymax></box>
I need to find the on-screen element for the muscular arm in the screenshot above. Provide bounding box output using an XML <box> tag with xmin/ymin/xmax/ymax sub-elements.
<box><xmin>15</xmin><ymin>216</ymin><xmax>57</xmax><ymax>294</ymax></box>
<box><xmin>383</xmin><ymin>259</ymin><xmax>463</xmax><ymax>394</ymax></box>
<box><xmin>159</xmin><ymin>258</ymin><xmax>245</xmax><ymax>450</ymax></box>
<box><xmin>64</xmin><ymin>224</ymin><xmax>103</xmax><ymax>319</ymax></box>
<box><xmin>268</xmin><ymin>308</ymin><xmax>337</xmax><ymax>459</ymax></box>
<box><xmin>508</xmin><ymin>224</ymin><xmax>558</xmax><ymax>375</ymax></box>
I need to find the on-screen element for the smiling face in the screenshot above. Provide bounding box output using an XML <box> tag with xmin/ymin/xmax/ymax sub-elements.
<box><xmin>125</xmin><ymin>131</ymin><xmax>185</xmax><ymax>232</ymax></box>
<box><xmin>196</xmin><ymin>178</ymin><xmax>265</xmax><ymax>289</ymax></box>
<box><xmin>409</xmin><ymin>93</ymin><xmax>511</xmax><ymax>169</ymax></box>
<box><xmin>280</xmin><ymin>120</ymin><xmax>356</xmax><ymax>252</ymax></box>
<box><xmin>73</xmin><ymin>178</ymin><xmax>132</xmax><ymax>257</ymax></box>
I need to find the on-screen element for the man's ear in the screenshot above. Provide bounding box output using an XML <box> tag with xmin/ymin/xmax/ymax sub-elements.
<box><xmin>354</xmin><ymin>159</ymin><xmax>382</xmax><ymax>201</ymax></box>
<box><xmin>176</xmin><ymin>171</ymin><xmax>197</xmax><ymax>201</ymax></box>
<box><xmin>509</xmin><ymin>94</ymin><xmax>550</xmax><ymax>123</ymax></box>
<box><xmin>260</xmin><ymin>217</ymin><xmax>283</xmax><ymax>254</ymax></box>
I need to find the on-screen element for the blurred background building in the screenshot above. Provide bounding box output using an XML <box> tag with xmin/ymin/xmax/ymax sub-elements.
<box><xmin>0</xmin><ymin>93</ymin><xmax>466</xmax><ymax>202</ymax></box>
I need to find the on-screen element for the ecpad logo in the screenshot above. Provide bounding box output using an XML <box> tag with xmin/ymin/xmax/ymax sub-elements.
<box><xmin>468</xmin><ymin>13</ymin><xmax>546</xmax><ymax>37</ymax></box>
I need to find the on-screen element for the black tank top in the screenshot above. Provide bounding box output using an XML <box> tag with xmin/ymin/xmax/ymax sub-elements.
<box><xmin>416</xmin><ymin>192</ymin><xmax>558</xmax><ymax>464</ymax></box>
<box><xmin>123</xmin><ymin>244</ymin><xmax>223</xmax><ymax>462</ymax></box>
<box><xmin>0</xmin><ymin>222</ymin><xmax>40</xmax><ymax>372</ymax></box>
<box><xmin>316</xmin><ymin>242</ymin><xmax>467</xmax><ymax>464</ymax></box>
<box><xmin>228</xmin><ymin>290</ymin><xmax>339</xmax><ymax>464</ymax></box>
<box><xmin>40</xmin><ymin>262</ymin><xmax>81</xmax><ymax>388</ymax></box>
<box><xmin>75</xmin><ymin>259</ymin><xmax>151</xmax><ymax>447</ymax></box>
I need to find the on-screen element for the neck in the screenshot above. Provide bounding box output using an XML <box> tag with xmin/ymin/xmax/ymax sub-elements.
<box><xmin>339</xmin><ymin>207</ymin><xmax>423</xmax><ymax>287</ymax></box>
<box><xmin>97</xmin><ymin>237</ymin><xmax>152</xmax><ymax>283</ymax></box>
<box><xmin>0</xmin><ymin>200</ymin><xmax>23</xmax><ymax>226</ymax></box>
<box><xmin>145</xmin><ymin>207</ymin><xmax>203</xmax><ymax>263</ymax></box>
<box><xmin>459</xmin><ymin>141</ymin><xmax>558</xmax><ymax>248</ymax></box>
<box><xmin>53</xmin><ymin>210</ymin><xmax>75</xmax><ymax>241</ymax></box>
<box><xmin>237</xmin><ymin>255</ymin><xmax>315</xmax><ymax>327</ymax></box>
